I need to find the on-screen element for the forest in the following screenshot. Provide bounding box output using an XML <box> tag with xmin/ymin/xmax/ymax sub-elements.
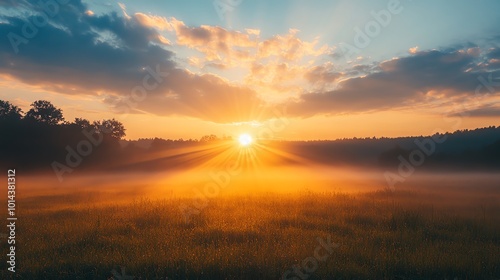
<box><xmin>1</xmin><ymin>99</ymin><xmax>499</xmax><ymax>176</ymax></box>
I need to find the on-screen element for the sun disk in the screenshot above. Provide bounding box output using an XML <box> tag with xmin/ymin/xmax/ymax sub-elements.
<box><xmin>238</xmin><ymin>133</ymin><xmax>253</xmax><ymax>146</ymax></box>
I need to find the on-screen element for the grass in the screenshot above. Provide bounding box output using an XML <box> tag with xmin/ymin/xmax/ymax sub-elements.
<box><xmin>1</xmin><ymin>187</ymin><xmax>499</xmax><ymax>279</ymax></box>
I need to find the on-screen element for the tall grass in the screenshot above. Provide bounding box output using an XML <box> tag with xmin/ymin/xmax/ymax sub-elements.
<box><xmin>1</xmin><ymin>189</ymin><xmax>499</xmax><ymax>279</ymax></box>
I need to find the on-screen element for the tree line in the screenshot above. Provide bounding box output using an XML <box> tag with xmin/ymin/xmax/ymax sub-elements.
<box><xmin>1</xmin><ymin>99</ymin><xmax>499</xmax><ymax>174</ymax></box>
<box><xmin>0</xmin><ymin>100</ymin><xmax>126</xmax><ymax>138</ymax></box>
<box><xmin>0</xmin><ymin>99</ymin><xmax>127</xmax><ymax>171</ymax></box>
<box><xmin>0</xmin><ymin>99</ymin><xmax>233</xmax><ymax>173</ymax></box>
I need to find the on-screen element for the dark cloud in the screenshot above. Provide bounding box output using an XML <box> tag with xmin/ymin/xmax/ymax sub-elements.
<box><xmin>1</xmin><ymin>0</ymin><xmax>500</xmax><ymax>122</ymax></box>
<box><xmin>487</xmin><ymin>47</ymin><xmax>500</xmax><ymax>60</ymax></box>
<box><xmin>0</xmin><ymin>0</ymin><xmax>266</xmax><ymax>123</ymax></box>
<box><xmin>304</xmin><ymin>64</ymin><xmax>342</xmax><ymax>85</ymax></box>
<box><xmin>450</xmin><ymin>104</ymin><xmax>500</xmax><ymax>118</ymax></box>
<box><xmin>0</xmin><ymin>12</ymin><xmax>173</xmax><ymax>92</ymax></box>
<box><xmin>344</xmin><ymin>63</ymin><xmax>379</xmax><ymax>77</ymax></box>
<box><xmin>0</xmin><ymin>0</ymin><xmax>30</xmax><ymax>9</ymax></box>
<box><xmin>287</xmin><ymin>48</ymin><xmax>500</xmax><ymax>117</ymax></box>
<box><xmin>130</xmin><ymin>70</ymin><xmax>267</xmax><ymax>123</ymax></box>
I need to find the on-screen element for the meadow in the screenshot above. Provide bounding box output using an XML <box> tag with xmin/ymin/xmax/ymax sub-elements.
<box><xmin>1</xmin><ymin>172</ymin><xmax>499</xmax><ymax>280</ymax></box>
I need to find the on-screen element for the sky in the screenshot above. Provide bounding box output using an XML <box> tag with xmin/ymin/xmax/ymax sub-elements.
<box><xmin>1</xmin><ymin>0</ymin><xmax>500</xmax><ymax>140</ymax></box>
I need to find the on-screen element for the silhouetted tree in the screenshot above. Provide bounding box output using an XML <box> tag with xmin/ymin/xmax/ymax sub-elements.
<box><xmin>25</xmin><ymin>100</ymin><xmax>64</xmax><ymax>125</ymax></box>
<box><xmin>93</xmin><ymin>119</ymin><xmax>126</xmax><ymax>139</ymax></box>
<box><xmin>0</xmin><ymin>100</ymin><xmax>23</xmax><ymax>121</ymax></box>
<box><xmin>199</xmin><ymin>134</ymin><xmax>218</xmax><ymax>142</ymax></box>
<box><xmin>73</xmin><ymin>117</ymin><xmax>91</xmax><ymax>129</ymax></box>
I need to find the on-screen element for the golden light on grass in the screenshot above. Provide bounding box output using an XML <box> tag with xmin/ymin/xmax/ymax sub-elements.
<box><xmin>14</xmin><ymin>174</ymin><xmax>500</xmax><ymax>279</ymax></box>
<box><xmin>238</xmin><ymin>133</ymin><xmax>253</xmax><ymax>147</ymax></box>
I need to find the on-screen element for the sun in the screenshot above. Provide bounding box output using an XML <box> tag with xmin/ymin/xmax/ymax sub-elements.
<box><xmin>238</xmin><ymin>133</ymin><xmax>253</xmax><ymax>146</ymax></box>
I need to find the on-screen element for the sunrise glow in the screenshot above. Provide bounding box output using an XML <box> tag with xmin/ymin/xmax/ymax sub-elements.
<box><xmin>1</xmin><ymin>1</ymin><xmax>500</xmax><ymax>279</ymax></box>
<box><xmin>238</xmin><ymin>133</ymin><xmax>253</xmax><ymax>147</ymax></box>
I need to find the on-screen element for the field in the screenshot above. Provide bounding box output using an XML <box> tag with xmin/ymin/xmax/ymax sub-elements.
<box><xmin>3</xmin><ymin>0</ymin><xmax>500</xmax><ymax>279</ymax></box>
<box><xmin>1</xmin><ymin>173</ymin><xmax>499</xmax><ymax>280</ymax></box>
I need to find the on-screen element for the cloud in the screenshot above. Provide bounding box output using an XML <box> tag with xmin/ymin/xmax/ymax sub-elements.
<box><xmin>304</xmin><ymin>63</ymin><xmax>342</xmax><ymax>85</ymax></box>
<box><xmin>0</xmin><ymin>4</ymin><xmax>171</xmax><ymax>93</ymax></box>
<box><xmin>122</xmin><ymin>70</ymin><xmax>268</xmax><ymax>123</ymax></box>
<box><xmin>450</xmin><ymin>104</ymin><xmax>500</xmax><ymax>117</ymax></box>
<box><xmin>0</xmin><ymin>0</ymin><xmax>267</xmax><ymax>123</ymax></box>
<box><xmin>137</xmin><ymin>17</ymin><xmax>329</xmax><ymax>71</ymax></box>
<box><xmin>167</xmin><ymin>17</ymin><xmax>258</xmax><ymax>63</ymax></box>
<box><xmin>245</xmin><ymin>28</ymin><xmax>260</xmax><ymax>36</ymax></box>
<box><xmin>487</xmin><ymin>47</ymin><xmax>500</xmax><ymax>60</ymax></box>
<box><xmin>134</xmin><ymin>13</ymin><xmax>173</xmax><ymax>31</ymax></box>
<box><xmin>117</xmin><ymin>2</ymin><xmax>131</xmax><ymax>20</ymax></box>
<box><xmin>257</xmin><ymin>29</ymin><xmax>329</xmax><ymax>61</ymax></box>
<box><xmin>133</xmin><ymin>16</ymin><xmax>333</xmax><ymax>99</ymax></box>
<box><xmin>286</xmin><ymin>48</ymin><xmax>500</xmax><ymax>117</ymax></box>
<box><xmin>2</xmin><ymin>1</ymin><xmax>499</xmax><ymax>123</ymax></box>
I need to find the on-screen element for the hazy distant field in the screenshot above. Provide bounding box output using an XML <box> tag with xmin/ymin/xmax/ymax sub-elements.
<box><xmin>1</xmin><ymin>171</ymin><xmax>499</xmax><ymax>280</ymax></box>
